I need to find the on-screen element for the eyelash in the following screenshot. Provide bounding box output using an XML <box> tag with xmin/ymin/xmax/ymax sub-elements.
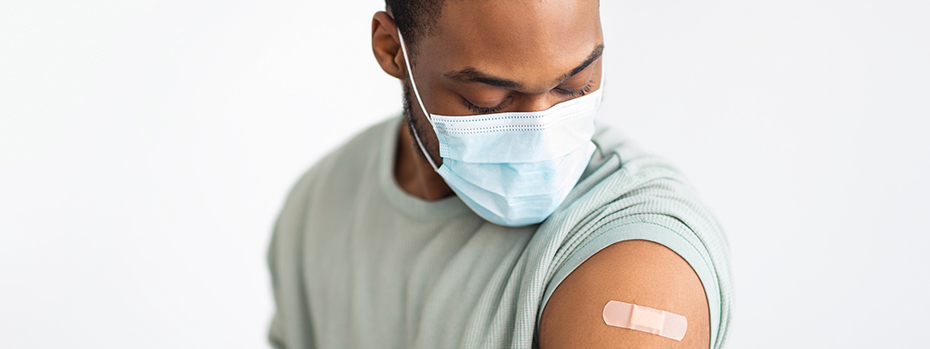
<box><xmin>462</xmin><ymin>98</ymin><xmax>507</xmax><ymax>114</ymax></box>
<box><xmin>461</xmin><ymin>79</ymin><xmax>594</xmax><ymax>114</ymax></box>
<box><xmin>558</xmin><ymin>80</ymin><xmax>594</xmax><ymax>97</ymax></box>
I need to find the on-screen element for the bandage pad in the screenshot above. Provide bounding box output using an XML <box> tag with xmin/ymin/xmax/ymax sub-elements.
<box><xmin>602</xmin><ymin>300</ymin><xmax>688</xmax><ymax>341</ymax></box>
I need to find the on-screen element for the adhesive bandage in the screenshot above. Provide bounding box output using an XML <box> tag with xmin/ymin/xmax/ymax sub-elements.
<box><xmin>602</xmin><ymin>300</ymin><xmax>688</xmax><ymax>341</ymax></box>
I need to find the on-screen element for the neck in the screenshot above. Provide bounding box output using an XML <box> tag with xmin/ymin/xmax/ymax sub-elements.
<box><xmin>394</xmin><ymin>122</ymin><xmax>454</xmax><ymax>201</ymax></box>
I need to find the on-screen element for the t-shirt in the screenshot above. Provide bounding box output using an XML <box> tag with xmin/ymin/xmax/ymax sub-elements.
<box><xmin>267</xmin><ymin>116</ymin><xmax>733</xmax><ymax>349</ymax></box>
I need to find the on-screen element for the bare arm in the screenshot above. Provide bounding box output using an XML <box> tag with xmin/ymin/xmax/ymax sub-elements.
<box><xmin>539</xmin><ymin>240</ymin><xmax>710</xmax><ymax>349</ymax></box>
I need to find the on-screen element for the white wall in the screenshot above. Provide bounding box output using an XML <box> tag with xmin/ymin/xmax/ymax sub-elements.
<box><xmin>1</xmin><ymin>1</ymin><xmax>927</xmax><ymax>348</ymax></box>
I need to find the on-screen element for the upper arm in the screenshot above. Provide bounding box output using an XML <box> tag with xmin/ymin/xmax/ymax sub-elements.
<box><xmin>539</xmin><ymin>240</ymin><xmax>710</xmax><ymax>349</ymax></box>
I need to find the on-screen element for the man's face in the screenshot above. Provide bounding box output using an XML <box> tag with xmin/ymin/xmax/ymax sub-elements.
<box><xmin>406</xmin><ymin>0</ymin><xmax>604</xmax><ymax>118</ymax></box>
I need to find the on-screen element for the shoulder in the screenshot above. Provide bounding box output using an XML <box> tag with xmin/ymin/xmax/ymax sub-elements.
<box><xmin>308</xmin><ymin>116</ymin><xmax>398</xmax><ymax>186</ymax></box>
<box><xmin>575</xmin><ymin>123</ymin><xmax>693</xmax><ymax>205</ymax></box>
<box><xmin>278</xmin><ymin>116</ymin><xmax>398</xmax><ymax>214</ymax></box>
<box><xmin>539</xmin><ymin>239</ymin><xmax>710</xmax><ymax>349</ymax></box>
<box><xmin>269</xmin><ymin>116</ymin><xmax>399</xmax><ymax>259</ymax></box>
<box><xmin>537</xmin><ymin>124</ymin><xmax>727</xmax><ymax>348</ymax></box>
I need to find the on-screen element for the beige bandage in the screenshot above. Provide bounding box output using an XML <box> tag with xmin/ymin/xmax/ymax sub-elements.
<box><xmin>602</xmin><ymin>300</ymin><xmax>688</xmax><ymax>341</ymax></box>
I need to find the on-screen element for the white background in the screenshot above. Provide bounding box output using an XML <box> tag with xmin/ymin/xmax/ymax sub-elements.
<box><xmin>1</xmin><ymin>0</ymin><xmax>927</xmax><ymax>348</ymax></box>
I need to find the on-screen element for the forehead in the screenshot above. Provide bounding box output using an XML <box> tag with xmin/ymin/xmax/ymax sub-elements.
<box><xmin>420</xmin><ymin>0</ymin><xmax>602</xmax><ymax>87</ymax></box>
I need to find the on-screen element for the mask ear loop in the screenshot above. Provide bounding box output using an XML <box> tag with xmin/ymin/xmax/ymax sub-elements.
<box><xmin>398</xmin><ymin>27</ymin><xmax>606</xmax><ymax>171</ymax></box>
<box><xmin>397</xmin><ymin>28</ymin><xmax>440</xmax><ymax>171</ymax></box>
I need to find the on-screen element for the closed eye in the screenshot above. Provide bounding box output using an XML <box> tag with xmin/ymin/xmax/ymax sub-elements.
<box><xmin>555</xmin><ymin>79</ymin><xmax>594</xmax><ymax>98</ymax></box>
<box><xmin>461</xmin><ymin>96</ymin><xmax>511</xmax><ymax>114</ymax></box>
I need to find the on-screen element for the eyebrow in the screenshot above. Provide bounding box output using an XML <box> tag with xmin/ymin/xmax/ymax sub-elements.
<box><xmin>443</xmin><ymin>44</ymin><xmax>605</xmax><ymax>90</ymax></box>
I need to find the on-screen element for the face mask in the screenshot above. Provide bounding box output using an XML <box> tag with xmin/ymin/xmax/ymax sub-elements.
<box><xmin>398</xmin><ymin>29</ymin><xmax>603</xmax><ymax>227</ymax></box>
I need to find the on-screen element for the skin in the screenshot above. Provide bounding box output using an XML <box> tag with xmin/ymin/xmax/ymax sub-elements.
<box><xmin>372</xmin><ymin>0</ymin><xmax>604</xmax><ymax>200</ymax></box>
<box><xmin>371</xmin><ymin>1</ymin><xmax>711</xmax><ymax>348</ymax></box>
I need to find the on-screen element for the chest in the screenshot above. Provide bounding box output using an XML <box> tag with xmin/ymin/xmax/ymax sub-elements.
<box><xmin>301</xmin><ymin>211</ymin><xmax>535</xmax><ymax>348</ymax></box>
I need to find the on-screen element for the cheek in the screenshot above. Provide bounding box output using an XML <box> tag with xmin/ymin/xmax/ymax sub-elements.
<box><xmin>418</xmin><ymin>86</ymin><xmax>467</xmax><ymax>116</ymax></box>
<box><xmin>593</xmin><ymin>61</ymin><xmax>604</xmax><ymax>90</ymax></box>
<box><xmin>409</xmin><ymin>73</ymin><xmax>460</xmax><ymax>116</ymax></box>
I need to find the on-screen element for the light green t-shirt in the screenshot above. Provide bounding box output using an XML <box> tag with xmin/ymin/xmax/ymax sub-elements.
<box><xmin>267</xmin><ymin>116</ymin><xmax>732</xmax><ymax>349</ymax></box>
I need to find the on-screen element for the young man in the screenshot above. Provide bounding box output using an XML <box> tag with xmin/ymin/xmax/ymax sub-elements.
<box><xmin>267</xmin><ymin>1</ymin><xmax>732</xmax><ymax>348</ymax></box>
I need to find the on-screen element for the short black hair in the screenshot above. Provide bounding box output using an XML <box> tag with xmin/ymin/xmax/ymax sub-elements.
<box><xmin>386</xmin><ymin>0</ymin><xmax>445</xmax><ymax>56</ymax></box>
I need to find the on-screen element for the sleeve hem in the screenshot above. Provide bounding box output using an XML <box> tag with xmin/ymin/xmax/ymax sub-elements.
<box><xmin>535</xmin><ymin>222</ymin><xmax>722</xmax><ymax>349</ymax></box>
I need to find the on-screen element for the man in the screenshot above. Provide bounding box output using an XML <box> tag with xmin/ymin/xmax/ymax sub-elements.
<box><xmin>267</xmin><ymin>0</ymin><xmax>732</xmax><ymax>348</ymax></box>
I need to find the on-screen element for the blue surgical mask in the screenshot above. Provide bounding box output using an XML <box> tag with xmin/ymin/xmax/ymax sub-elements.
<box><xmin>398</xmin><ymin>30</ymin><xmax>603</xmax><ymax>227</ymax></box>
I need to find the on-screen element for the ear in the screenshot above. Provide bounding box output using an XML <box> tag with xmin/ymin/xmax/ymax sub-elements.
<box><xmin>372</xmin><ymin>11</ymin><xmax>405</xmax><ymax>80</ymax></box>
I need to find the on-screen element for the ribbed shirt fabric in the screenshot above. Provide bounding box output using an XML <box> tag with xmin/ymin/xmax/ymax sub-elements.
<box><xmin>267</xmin><ymin>116</ymin><xmax>732</xmax><ymax>349</ymax></box>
